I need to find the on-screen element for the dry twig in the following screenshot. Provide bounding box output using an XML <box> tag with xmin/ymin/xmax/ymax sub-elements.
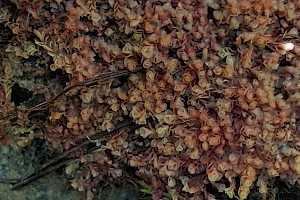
<box><xmin>0</xmin><ymin>67</ymin><xmax>144</xmax><ymax>126</ymax></box>
<box><xmin>8</xmin><ymin>119</ymin><xmax>138</xmax><ymax>190</ymax></box>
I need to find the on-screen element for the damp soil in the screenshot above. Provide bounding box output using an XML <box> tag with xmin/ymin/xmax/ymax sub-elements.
<box><xmin>0</xmin><ymin>142</ymin><xmax>85</xmax><ymax>200</ymax></box>
<box><xmin>0</xmin><ymin>141</ymin><xmax>143</xmax><ymax>200</ymax></box>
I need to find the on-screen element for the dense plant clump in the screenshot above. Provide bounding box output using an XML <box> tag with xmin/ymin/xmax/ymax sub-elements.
<box><xmin>0</xmin><ymin>0</ymin><xmax>300</xmax><ymax>199</ymax></box>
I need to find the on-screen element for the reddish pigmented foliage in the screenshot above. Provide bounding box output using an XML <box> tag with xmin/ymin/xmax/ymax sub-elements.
<box><xmin>0</xmin><ymin>0</ymin><xmax>300</xmax><ymax>199</ymax></box>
